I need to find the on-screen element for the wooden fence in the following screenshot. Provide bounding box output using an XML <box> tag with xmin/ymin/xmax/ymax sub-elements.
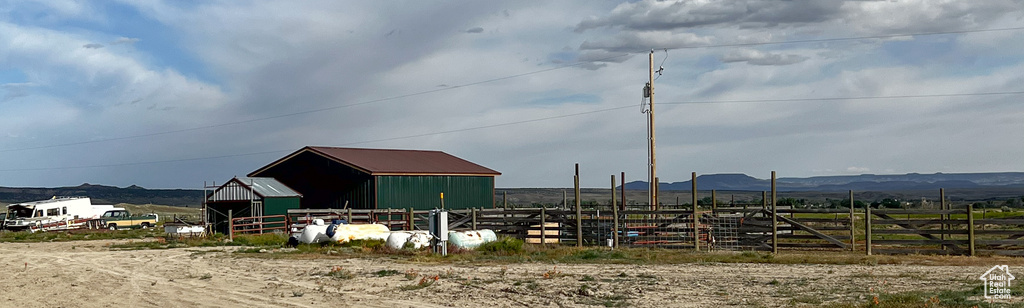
<box><xmin>222</xmin><ymin>202</ymin><xmax>1024</xmax><ymax>256</ymax></box>
<box><xmin>866</xmin><ymin>206</ymin><xmax>1024</xmax><ymax>256</ymax></box>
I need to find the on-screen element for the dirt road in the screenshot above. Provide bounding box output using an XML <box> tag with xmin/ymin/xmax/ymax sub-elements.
<box><xmin>0</xmin><ymin>240</ymin><xmax>1005</xmax><ymax>307</ymax></box>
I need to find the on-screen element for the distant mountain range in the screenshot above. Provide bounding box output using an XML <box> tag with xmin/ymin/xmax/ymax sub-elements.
<box><xmin>3</xmin><ymin>172</ymin><xmax>1023</xmax><ymax>206</ymax></box>
<box><xmin>623</xmin><ymin>172</ymin><xmax>1024</xmax><ymax>192</ymax></box>
<box><xmin>0</xmin><ymin>183</ymin><xmax>203</xmax><ymax>207</ymax></box>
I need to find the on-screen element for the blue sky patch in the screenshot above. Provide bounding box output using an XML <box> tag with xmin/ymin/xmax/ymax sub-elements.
<box><xmin>0</xmin><ymin>69</ymin><xmax>28</xmax><ymax>84</ymax></box>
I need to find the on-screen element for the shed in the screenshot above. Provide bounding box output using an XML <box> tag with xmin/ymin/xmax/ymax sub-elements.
<box><xmin>205</xmin><ymin>177</ymin><xmax>301</xmax><ymax>234</ymax></box>
<box><xmin>248</xmin><ymin>146</ymin><xmax>500</xmax><ymax>210</ymax></box>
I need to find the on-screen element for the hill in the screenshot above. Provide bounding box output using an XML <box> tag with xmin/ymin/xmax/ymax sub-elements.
<box><xmin>623</xmin><ymin>172</ymin><xmax>1024</xmax><ymax>192</ymax></box>
<box><xmin>0</xmin><ymin>183</ymin><xmax>203</xmax><ymax>207</ymax></box>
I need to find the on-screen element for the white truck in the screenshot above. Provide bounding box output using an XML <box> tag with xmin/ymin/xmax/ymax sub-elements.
<box><xmin>2</xmin><ymin>197</ymin><xmax>105</xmax><ymax>232</ymax></box>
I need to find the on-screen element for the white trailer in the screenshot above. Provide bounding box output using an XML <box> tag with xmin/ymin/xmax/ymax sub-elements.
<box><xmin>3</xmin><ymin>197</ymin><xmax>101</xmax><ymax>232</ymax></box>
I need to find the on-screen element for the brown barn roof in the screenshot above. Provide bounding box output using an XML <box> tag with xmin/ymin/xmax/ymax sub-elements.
<box><xmin>249</xmin><ymin>146</ymin><xmax>501</xmax><ymax>176</ymax></box>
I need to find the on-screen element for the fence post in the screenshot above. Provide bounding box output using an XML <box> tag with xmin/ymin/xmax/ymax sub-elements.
<box><xmin>347</xmin><ymin>208</ymin><xmax>352</xmax><ymax>223</ymax></box>
<box><xmin>865</xmin><ymin>206</ymin><xmax>872</xmax><ymax>256</ymax></box>
<box><xmin>620</xmin><ymin>172</ymin><xmax>626</xmax><ymax>211</ymax></box>
<box><xmin>612</xmin><ymin>174</ymin><xmax>619</xmax><ymax>248</ymax></box>
<box><xmin>712</xmin><ymin>189</ymin><xmax>717</xmax><ymax>214</ymax></box>
<box><xmin>228</xmin><ymin>209</ymin><xmax>234</xmax><ymax>241</ymax></box>
<box><xmin>849</xmin><ymin>190</ymin><xmax>856</xmax><ymax>251</ymax></box>
<box><xmin>407</xmin><ymin>208</ymin><xmax>415</xmax><ymax>231</ymax></box>
<box><xmin>771</xmin><ymin>171</ymin><xmax>777</xmax><ymax>254</ymax></box>
<box><xmin>761</xmin><ymin>191</ymin><xmax>767</xmax><ymax>210</ymax></box>
<box><xmin>940</xmin><ymin>188</ymin><xmax>946</xmax><ymax>249</ymax></box>
<box><xmin>692</xmin><ymin>172</ymin><xmax>699</xmax><ymax>251</ymax></box>
<box><xmin>575</xmin><ymin>164</ymin><xmax>582</xmax><ymax>247</ymax></box>
<box><xmin>503</xmin><ymin>191</ymin><xmax>507</xmax><ymax>210</ymax></box>
<box><xmin>968</xmin><ymin>204</ymin><xmax>976</xmax><ymax>257</ymax></box>
<box><xmin>540</xmin><ymin>207</ymin><xmax>547</xmax><ymax>246</ymax></box>
<box><xmin>472</xmin><ymin>207</ymin><xmax>478</xmax><ymax>230</ymax></box>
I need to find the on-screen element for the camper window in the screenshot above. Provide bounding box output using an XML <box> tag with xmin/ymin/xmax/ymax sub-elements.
<box><xmin>62</xmin><ymin>207</ymin><xmax>67</xmax><ymax>215</ymax></box>
<box><xmin>8</xmin><ymin>207</ymin><xmax>33</xmax><ymax>219</ymax></box>
<box><xmin>46</xmin><ymin>208</ymin><xmax>60</xmax><ymax>216</ymax></box>
<box><xmin>35</xmin><ymin>210</ymin><xmax>43</xmax><ymax>217</ymax></box>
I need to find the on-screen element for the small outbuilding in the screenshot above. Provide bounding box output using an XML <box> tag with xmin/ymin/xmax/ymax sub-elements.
<box><xmin>248</xmin><ymin>146</ymin><xmax>500</xmax><ymax>210</ymax></box>
<box><xmin>204</xmin><ymin>177</ymin><xmax>302</xmax><ymax>234</ymax></box>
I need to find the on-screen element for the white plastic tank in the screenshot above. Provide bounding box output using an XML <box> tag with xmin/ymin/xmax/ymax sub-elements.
<box><xmin>447</xmin><ymin>229</ymin><xmax>497</xmax><ymax>249</ymax></box>
<box><xmin>386</xmin><ymin>230</ymin><xmax>433</xmax><ymax>250</ymax></box>
<box><xmin>297</xmin><ymin>219</ymin><xmax>330</xmax><ymax>244</ymax></box>
<box><xmin>329</xmin><ymin>224</ymin><xmax>390</xmax><ymax>243</ymax></box>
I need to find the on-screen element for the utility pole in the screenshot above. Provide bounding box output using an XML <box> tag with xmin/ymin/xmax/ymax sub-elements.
<box><xmin>646</xmin><ymin>50</ymin><xmax>659</xmax><ymax>210</ymax></box>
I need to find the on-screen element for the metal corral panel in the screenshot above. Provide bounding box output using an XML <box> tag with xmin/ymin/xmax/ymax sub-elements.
<box><xmin>375</xmin><ymin>175</ymin><xmax>494</xmax><ymax>210</ymax></box>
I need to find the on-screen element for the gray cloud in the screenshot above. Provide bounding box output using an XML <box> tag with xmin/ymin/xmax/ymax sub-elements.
<box><xmin>577</xmin><ymin>50</ymin><xmax>632</xmax><ymax>63</ymax></box>
<box><xmin>2</xmin><ymin>1</ymin><xmax>1023</xmax><ymax>190</ymax></box>
<box><xmin>110</xmin><ymin>37</ymin><xmax>140</xmax><ymax>45</ymax></box>
<box><xmin>466</xmin><ymin>27</ymin><xmax>484</xmax><ymax>33</ymax></box>
<box><xmin>575</xmin><ymin>0</ymin><xmax>843</xmax><ymax>32</ymax></box>
<box><xmin>1</xmin><ymin>83</ymin><xmax>34</xmax><ymax>102</ymax></box>
<box><xmin>82</xmin><ymin>43</ymin><xmax>104</xmax><ymax>49</ymax></box>
<box><xmin>576</xmin><ymin>0</ymin><xmax>1024</xmax><ymax>35</ymax></box>
<box><xmin>579</xmin><ymin>31</ymin><xmax>713</xmax><ymax>52</ymax></box>
<box><xmin>720</xmin><ymin>49</ymin><xmax>808</xmax><ymax>66</ymax></box>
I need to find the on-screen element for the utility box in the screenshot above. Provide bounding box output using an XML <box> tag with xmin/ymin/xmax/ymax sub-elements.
<box><xmin>429</xmin><ymin>209</ymin><xmax>448</xmax><ymax>255</ymax></box>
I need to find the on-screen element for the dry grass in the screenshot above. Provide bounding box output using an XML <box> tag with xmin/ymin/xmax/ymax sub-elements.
<box><xmin>116</xmin><ymin>203</ymin><xmax>201</xmax><ymax>222</ymax></box>
<box><xmin>234</xmin><ymin>237</ymin><xmax>1024</xmax><ymax>267</ymax></box>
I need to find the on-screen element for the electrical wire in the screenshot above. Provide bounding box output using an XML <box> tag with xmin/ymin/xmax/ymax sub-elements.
<box><xmin>660</xmin><ymin>90</ymin><xmax>1024</xmax><ymax>105</ymax></box>
<box><xmin>661</xmin><ymin>26</ymin><xmax>1024</xmax><ymax>50</ymax></box>
<box><xmin>4</xmin><ymin>26</ymin><xmax>1022</xmax><ymax>153</ymax></box>
<box><xmin>2</xmin><ymin>90</ymin><xmax>1021</xmax><ymax>172</ymax></box>
<box><xmin>654</xmin><ymin>49</ymin><xmax>668</xmax><ymax>81</ymax></box>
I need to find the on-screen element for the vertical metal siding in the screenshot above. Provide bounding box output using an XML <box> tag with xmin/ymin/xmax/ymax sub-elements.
<box><xmin>330</xmin><ymin>179</ymin><xmax>374</xmax><ymax>209</ymax></box>
<box><xmin>375</xmin><ymin>175</ymin><xmax>494</xmax><ymax>210</ymax></box>
<box><xmin>208</xmin><ymin>181</ymin><xmax>259</xmax><ymax>202</ymax></box>
<box><xmin>263</xmin><ymin>197</ymin><xmax>300</xmax><ymax>216</ymax></box>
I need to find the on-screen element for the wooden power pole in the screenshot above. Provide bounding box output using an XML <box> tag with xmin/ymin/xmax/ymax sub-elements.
<box><xmin>646</xmin><ymin>50</ymin><xmax>659</xmax><ymax>209</ymax></box>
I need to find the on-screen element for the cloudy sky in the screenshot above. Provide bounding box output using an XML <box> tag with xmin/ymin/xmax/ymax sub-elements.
<box><xmin>1</xmin><ymin>0</ymin><xmax>1023</xmax><ymax>189</ymax></box>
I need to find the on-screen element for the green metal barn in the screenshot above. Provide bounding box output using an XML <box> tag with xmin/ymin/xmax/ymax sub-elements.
<box><xmin>204</xmin><ymin>177</ymin><xmax>301</xmax><ymax>234</ymax></box>
<box><xmin>248</xmin><ymin>146</ymin><xmax>500</xmax><ymax>210</ymax></box>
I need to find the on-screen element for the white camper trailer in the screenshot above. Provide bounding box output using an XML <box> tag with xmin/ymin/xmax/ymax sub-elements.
<box><xmin>3</xmin><ymin>197</ymin><xmax>100</xmax><ymax>232</ymax></box>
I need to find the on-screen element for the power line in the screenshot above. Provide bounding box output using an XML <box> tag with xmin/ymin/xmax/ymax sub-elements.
<box><xmin>5</xmin><ymin>26</ymin><xmax>1022</xmax><ymax>153</ymax></box>
<box><xmin>2</xmin><ymin>90</ymin><xmax>1020</xmax><ymax>172</ymax></box>
<box><xmin>663</xmin><ymin>26</ymin><xmax>1024</xmax><ymax>50</ymax></box>
<box><xmin>0</xmin><ymin>150</ymin><xmax>291</xmax><ymax>172</ymax></box>
<box><xmin>0</xmin><ymin>61</ymin><xmax>606</xmax><ymax>152</ymax></box>
<box><xmin>661</xmin><ymin>90</ymin><xmax>1024</xmax><ymax>105</ymax></box>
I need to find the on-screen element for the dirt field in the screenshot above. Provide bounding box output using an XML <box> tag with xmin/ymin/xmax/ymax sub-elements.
<box><xmin>0</xmin><ymin>240</ymin><xmax>1012</xmax><ymax>307</ymax></box>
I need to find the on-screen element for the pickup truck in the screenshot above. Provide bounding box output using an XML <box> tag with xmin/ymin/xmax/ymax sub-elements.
<box><xmin>101</xmin><ymin>209</ymin><xmax>158</xmax><ymax>230</ymax></box>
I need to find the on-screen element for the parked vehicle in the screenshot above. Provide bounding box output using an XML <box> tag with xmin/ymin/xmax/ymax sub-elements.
<box><xmin>3</xmin><ymin>197</ymin><xmax>101</xmax><ymax>232</ymax></box>
<box><xmin>101</xmin><ymin>209</ymin><xmax>158</xmax><ymax>230</ymax></box>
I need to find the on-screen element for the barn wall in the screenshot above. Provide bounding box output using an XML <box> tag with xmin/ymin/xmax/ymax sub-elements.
<box><xmin>250</xmin><ymin>151</ymin><xmax>375</xmax><ymax>209</ymax></box>
<box><xmin>263</xmin><ymin>197</ymin><xmax>300</xmax><ymax>216</ymax></box>
<box><xmin>205</xmin><ymin>201</ymin><xmax>253</xmax><ymax>235</ymax></box>
<box><xmin>375</xmin><ymin>175</ymin><xmax>494</xmax><ymax>210</ymax></box>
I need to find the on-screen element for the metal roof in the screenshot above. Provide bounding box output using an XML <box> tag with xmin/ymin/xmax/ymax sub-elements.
<box><xmin>250</xmin><ymin>146</ymin><xmax>501</xmax><ymax>176</ymax></box>
<box><xmin>207</xmin><ymin>177</ymin><xmax>301</xmax><ymax>202</ymax></box>
<box><xmin>237</xmin><ymin>177</ymin><xmax>302</xmax><ymax>197</ymax></box>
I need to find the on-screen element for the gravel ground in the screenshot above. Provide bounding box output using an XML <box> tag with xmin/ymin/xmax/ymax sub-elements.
<box><xmin>0</xmin><ymin>240</ymin><xmax>1014</xmax><ymax>307</ymax></box>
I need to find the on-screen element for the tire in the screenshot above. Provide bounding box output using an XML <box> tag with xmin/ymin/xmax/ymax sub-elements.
<box><xmin>140</xmin><ymin>222</ymin><xmax>151</xmax><ymax>229</ymax></box>
<box><xmin>325</xmin><ymin>224</ymin><xmax>338</xmax><ymax>238</ymax></box>
<box><xmin>108</xmin><ymin>224</ymin><xmax>117</xmax><ymax>231</ymax></box>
